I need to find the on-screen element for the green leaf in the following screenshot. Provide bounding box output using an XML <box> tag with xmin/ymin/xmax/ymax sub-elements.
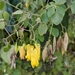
<box><xmin>3</xmin><ymin>11</ymin><xmax>9</xmax><ymax>21</ymax></box>
<box><xmin>0</xmin><ymin>1</ymin><xmax>6</xmax><ymax>10</ymax></box>
<box><xmin>0</xmin><ymin>45</ymin><xmax>15</xmax><ymax>64</ymax></box>
<box><xmin>53</xmin><ymin>0</ymin><xmax>66</xmax><ymax>4</ymax></box>
<box><xmin>13</xmin><ymin>69</ymin><xmax>21</xmax><ymax>75</ymax></box>
<box><xmin>51</xmin><ymin>27</ymin><xmax>59</xmax><ymax>37</ymax></box>
<box><xmin>15</xmin><ymin>42</ymin><xmax>18</xmax><ymax>53</ymax></box>
<box><xmin>51</xmin><ymin>5</ymin><xmax>65</xmax><ymax>25</ymax></box>
<box><xmin>4</xmin><ymin>44</ymin><xmax>11</xmax><ymax>52</ymax></box>
<box><xmin>24</xmin><ymin>19</ymin><xmax>28</xmax><ymax>28</ymax></box>
<box><xmin>38</xmin><ymin>24</ymin><xmax>48</xmax><ymax>36</ymax></box>
<box><xmin>38</xmin><ymin>34</ymin><xmax>44</xmax><ymax>42</ymax></box>
<box><xmin>41</xmin><ymin>10</ymin><xmax>49</xmax><ymax>23</ymax></box>
<box><xmin>0</xmin><ymin>11</ymin><xmax>3</xmax><ymax>19</ymax></box>
<box><xmin>51</xmin><ymin>12</ymin><xmax>63</xmax><ymax>25</ymax></box>
<box><xmin>12</xmin><ymin>10</ymin><xmax>23</xmax><ymax>15</ymax></box>
<box><xmin>47</xmin><ymin>7</ymin><xmax>55</xmax><ymax>18</ymax></box>
<box><xmin>0</xmin><ymin>19</ymin><xmax>5</xmax><ymax>29</ymax></box>
<box><xmin>71</xmin><ymin>1</ymin><xmax>75</xmax><ymax>14</ymax></box>
<box><xmin>56</xmin><ymin>5</ymin><xmax>66</xmax><ymax>16</ymax></box>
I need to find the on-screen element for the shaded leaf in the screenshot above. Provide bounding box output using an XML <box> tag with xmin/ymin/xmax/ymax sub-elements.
<box><xmin>51</xmin><ymin>27</ymin><xmax>59</xmax><ymax>37</ymax></box>
<box><xmin>41</xmin><ymin>10</ymin><xmax>49</xmax><ymax>23</ymax></box>
<box><xmin>38</xmin><ymin>24</ymin><xmax>48</xmax><ymax>36</ymax></box>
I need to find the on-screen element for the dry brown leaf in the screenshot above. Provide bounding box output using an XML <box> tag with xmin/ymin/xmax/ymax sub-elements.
<box><xmin>42</xmin><ymin>40</ymin><xmax>50</xmax><ymax>62</ymax></box>
<box><xmin>53</xmin><ymin>36</ymin><xmax>56</xmax><ymax>54</ymax></box>
<box><xmin>61</xmin><ymin>32</ymin><xmax>68</xmax><ymax>55</ymax></box>
<box><xmin>63</xmin><ymin>32</ymin><xmax>68</xmax><ymax>51</ymax></box>
<box><xmin>57</xmin><ymin>36</ymin><xmax>62</xmax><ymax>50</ymax></box>
<box><xmin>61</xmin><ymin>40</ymin><xmax>65</xmax><ymax>55</ymax></box>
<box><xmin>47</xmin><ymin>44</ymin><xmax>52</xmax><ymax>55</ymax></box>
<box><xmin>42</xmin><ymin>46</ymin><xmax>48</xmax><ymax>62</ymax></box>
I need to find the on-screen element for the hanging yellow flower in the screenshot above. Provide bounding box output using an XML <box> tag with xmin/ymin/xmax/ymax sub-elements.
<box><xmin>25</xmin><ymin>43</ymin><xmax>40</xmax><ymax>68</ymax></box>
<box><xmin>31</xmin><ymin>49</ymin><xmax>39</xmax><ymax>68</ymax></box>
<box><xmin>25</xmin><ymin>44</ymin><xmax>34</xmax><ymax>61</ymax></box>
<box><xmin>18</xmin><ymin>45</ymin><xmax>25</xmax><ymax>60</ymax></box>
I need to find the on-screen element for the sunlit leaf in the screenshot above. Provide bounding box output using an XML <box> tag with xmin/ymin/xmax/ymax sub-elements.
<box><xmin>53</xmin><ymin>0</ymin><xmax>66</xmax><ymax>4</ymax></box>
<box><xmin>3</xmin><ymin>11</ymin><xmax>9</xmax><ymax>21</ymax></box>
<box><xmin>12</xmin><ymin>10</ymin><xmax>23</xmax><ymax>15</ymax></box>
<box><xmin>0</xmin><ymin>1</ymin><xmax>6</xmax><ymax>10</ymax></box>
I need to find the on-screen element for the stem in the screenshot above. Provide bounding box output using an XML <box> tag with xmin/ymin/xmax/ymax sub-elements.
<box><xmin>2</xmin><ymin>0</ymin><xmax>20</xmax><ymax>10</ymax></box>
<box><xmin>4</xmin><ymin>28</ymin><xmax>14</xmax><ymax>43</ymax></box>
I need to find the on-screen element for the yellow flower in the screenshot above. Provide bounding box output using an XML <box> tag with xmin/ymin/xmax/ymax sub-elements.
<box><xmin>25</xmin><ymin>43</ymin><xmax>40</xmax><ymax>68</ymax></box>
<box><xmin>25</xmin><ymin>44</ymin><xmax>34</xmax><ymax>61</ymax></box>
<box><xmin>31</xmin><ymin>49</ymin><xmax>39</xmax><ymax>68</ymax></box>
<box><xmin>25</xmin><ymin>3</ymin><xmax>29</xmax><ymax>8</ymax></box>
<box><xmin>35</xmin><ymin>44</ymin><xmax>40</xmax><ymax>60</ymax></box>
<box><xmin>18</xmin><ymin>45</ymin><xmax>25</xmax><ymax>59</ymax></box>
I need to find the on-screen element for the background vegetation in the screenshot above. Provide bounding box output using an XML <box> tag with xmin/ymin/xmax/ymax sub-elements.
<box><xmin>0</xmin><ymin>0</ymin><xmax>75</xmax><ymax>75</ymax></box>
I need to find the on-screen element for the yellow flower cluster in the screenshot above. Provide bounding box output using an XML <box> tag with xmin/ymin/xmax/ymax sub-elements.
<box><xmin>18</xmin><ymin>43</ymin><xmax>40</xmax><ymax>68</ymax></box>
<box><xmin>25</xmin><ymin>44</ymin><xmax>40</xmax><ymax>68</ymax></box>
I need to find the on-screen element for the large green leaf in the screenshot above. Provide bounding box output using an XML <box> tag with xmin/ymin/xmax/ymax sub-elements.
<box><xmin>0</xmin><ymin>19</ymin><xmax>5</xmax><ymax>29</ymax></box>
<box><xmin>51</xmin><ymin>12</ymin><xmax>63</xmax><ymax>25</ymax></box>
<box><xmin>51</xmin><ymin>5</ymin><xmax>65</xmax><ymax>25</ymax></box>
<box><xmin>3</xmin><ymin>11</ymin><xmax>9</xmax><ymax>21</ymax></box>
<box><xmin>71</xmin><ymin>1</ymin><xmax>75</xmax><ymax>14</ymax></box>
<box><xmin>0</xmin><ymin>45</ymin><xmax>15</xmax><ymax>64</ymax></box>
<box><xmin>0</xmin><ymin>1</ymin><xmax>6</xmax><ymax>10</ymax></box>
<box><xmin>47</xmin><ymin>7</ymin><xmax>55</xmax><ymax>18</ymax></box>
<box><xmin>53</xmin><ymin>0</ymin><xmax>66</xmax><ymax>4</ymax></box>
<box><xmin>41</xmin><ymin>10</ymin><xmax>49</xmax><ymax>23</ymax></box>
<box><xmin>56</xmin><ymin>5</ymin><xmax>66</xmax><ymax>16</ymax></box>
<box><xmin>51</xmin><ymin>27</ymin><xmax>59</xmax><ymax>37</ymax></box>
<box><xmin>38</xmin><ymin>24</ymin><xmax>48</xmax><ymax>36</ymax></box>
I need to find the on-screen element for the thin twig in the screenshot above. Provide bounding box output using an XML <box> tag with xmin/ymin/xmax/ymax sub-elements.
<box><xmin>4</xmin><ymin>28</ymin><xmax>14</xmax><ymax>43</ymax></box>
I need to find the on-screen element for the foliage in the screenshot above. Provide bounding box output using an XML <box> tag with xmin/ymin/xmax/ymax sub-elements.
<box><xmin>0</xmin><ymin>0</ymin><xmax>75</xmax><ymax>75</ymax></box>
